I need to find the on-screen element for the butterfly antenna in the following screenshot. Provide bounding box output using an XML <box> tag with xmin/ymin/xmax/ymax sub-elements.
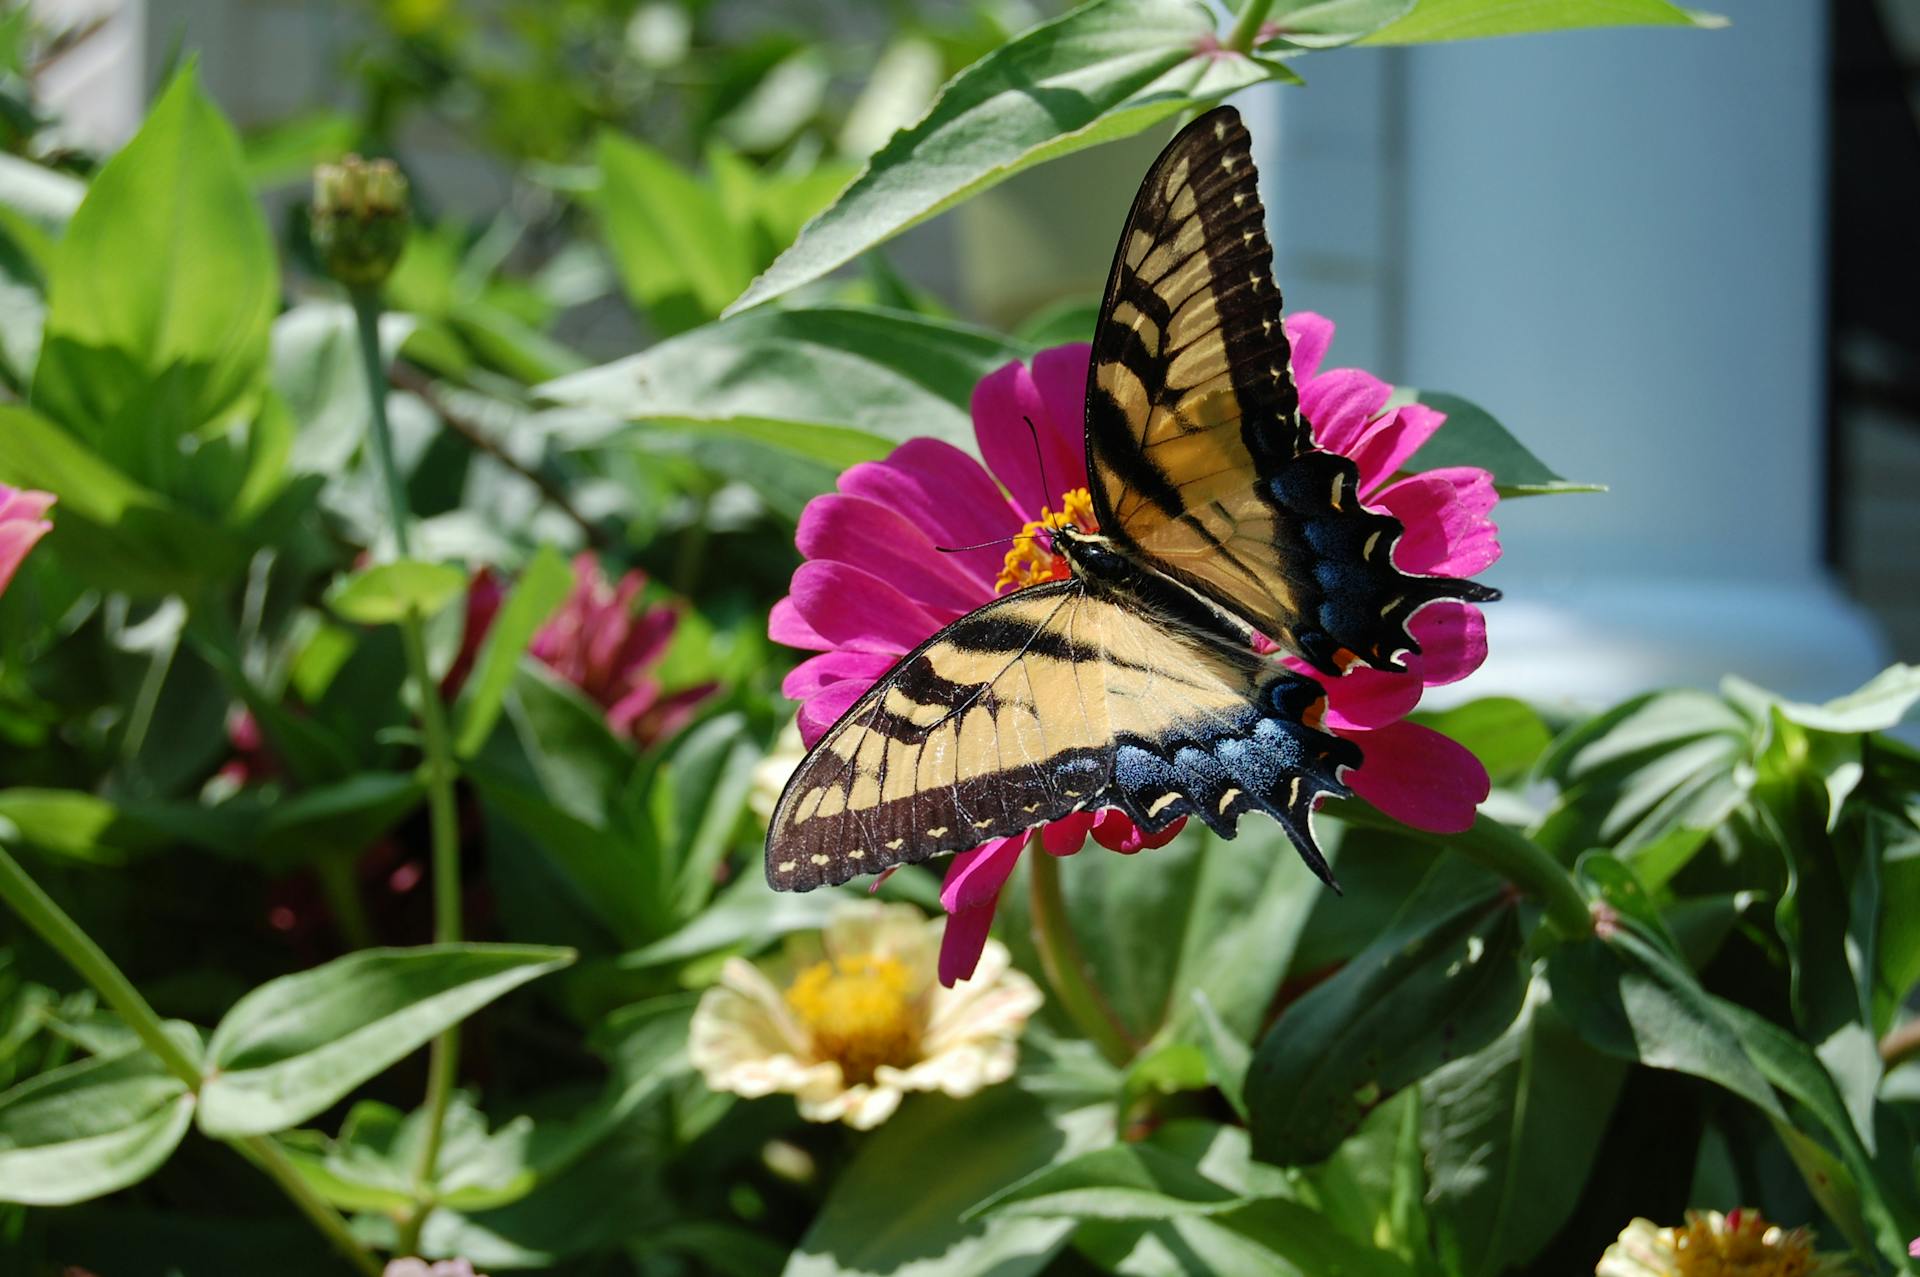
<box><xmin>934</xmin><ymin>530</ymin><xmax>1041</xmax><ymax>554</ymax></box>
<box><xmin>1023</xmin><ymin>416</ymin><xmax>1054</xmax><ymax>512</ymax></box>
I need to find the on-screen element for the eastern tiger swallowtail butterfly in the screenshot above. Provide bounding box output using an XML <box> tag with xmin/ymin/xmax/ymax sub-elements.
<box><xmin>766</xmin><ymin>105</ymin><xmax>1497</xmax><ymax>894</ymax></box>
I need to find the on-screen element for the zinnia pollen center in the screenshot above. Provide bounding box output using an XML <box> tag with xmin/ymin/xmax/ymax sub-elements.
<box><xmin>995</xmin><ymin>487</ymin><xmax>1098</xmax><ymax>594</ymax></box>
<box><xmin>1670</xmin><ymin>1210</ymin><xmax>1816</xmax><ymax>1277</ymax></box>
<box><xmin>784</xmin><ymin>954</ymin><xmax>924</xmax><ymax>1084</ymax></box>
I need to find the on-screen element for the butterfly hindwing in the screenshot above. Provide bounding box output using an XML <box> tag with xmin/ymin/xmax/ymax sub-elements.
<box><xmin>767</xmin><ymin>581</ymin><xmax>1358</xmax><ymax>892</ymax></box>
<box><xmin>1084</xmin><ymin>105</ymin><xmax>1496</xmax><ymax>677</ymax></box>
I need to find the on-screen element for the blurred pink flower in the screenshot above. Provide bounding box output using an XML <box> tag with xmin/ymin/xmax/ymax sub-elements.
<box><xmin>384</xmin><ymin>1260</ymin><xmax>484</xmax><ymax>1277</ymax></box>
<box><xmin>1909</xmin><ymin>1238</ymin><xmax>1918</xmax><ymax>1258</ymax></box>
<box><xmin>773</xmin><ymin>317</ymin><xmax>1497</xmax><ymax>986</ymax></box>
<box><xmin>0</xmin><ymin>483</ymin><xmax>54</xmax><ymax>597</ymax></box>
<box><xmin>450</xmin><ymin>554</ymin><xmax>717</xmax><ymax>749</ymax></box>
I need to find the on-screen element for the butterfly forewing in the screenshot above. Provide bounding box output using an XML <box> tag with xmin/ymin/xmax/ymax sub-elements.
<box><xmin>1084</xmin><ymin>106</ymin><xmax>1495</xmax><ymax>677</ymax></box>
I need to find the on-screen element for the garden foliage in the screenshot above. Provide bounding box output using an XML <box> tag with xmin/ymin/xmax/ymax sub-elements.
<box><xmin>0</xmin><ymin>1</ymin><xmax>1915</xmax><ymax>1275</ymax></box>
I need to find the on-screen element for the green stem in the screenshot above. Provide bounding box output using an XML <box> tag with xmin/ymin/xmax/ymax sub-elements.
<box><xmin>238</xmin><ymin>1134</ymin><xmax>384</xmax><ymax>1277</ymax></box>
<box><xmin>1326</xmin><ymin>802</ymin><xmax>1593</xmax><ymax>942</ymax></box>
<box><xmin>352</xmin><ymin>284</ymin><xmax>463</xmax><ymax>1250</ymax></box>
<box><xmin>1027</xmin><ymin>849</ymin><xmax>1136</xmax><ymax>1066</ymax></box>
<box><xmin>0</xmin><ymin>843</ymin><xmax>202</xmax><ymax>1089</ymax></box>
<box><xmin>351</xmin><ymin>289</ymin><xmax>412</xmax><ymax>560</ymax></box>
<box><xmin>0</xmin><ymin>843</ymin><xmax>382</xmax><ymax>1275</ymax></box>
<box><xmin>1226</xmin><ymin>0</ymin><xmax>1277</xmax><ymax>52</ymax></box>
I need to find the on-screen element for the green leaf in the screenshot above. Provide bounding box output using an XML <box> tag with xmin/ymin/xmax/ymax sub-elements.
<box><xmin>1535</xmin><ymin>687</ymin><xmax>1751</xmax><ymax>860</ymax></box>
<box><xmin>0</xmin><ymin>1029</ymin><xmax>199</xmax><ymax>1206</ymax></box>
<box><xmin>541</xmin><ymin>305</ymin><xmax>1034</xmax><ymax>465</ymax></box>
<box><xmin>272</xmin><ymin>302</ymin><xmax>417</xmax><ymax>476</ymax></box>
<box><xmin>659</xmin><ymin>714</ymin><xmax>762</xmax><ymax>919</ymax></box>
<box><xmin>327</xmin><ymin>560</ymin><xmax>468</xmax><ymax>626</ymax></box>
<box><xmin>0</xmin><ymin>404</ymin><xmax>245</xmax><ymax>597</ymax></box>
<box><xmin>255</xmin><ymin>773</ymin><xmax>425</xmax><ymax>869</ymax></box>
<box><xmin>1413</xmin><ymin>697</ymin><xmax>1552</xmax><ymax>787</ymax></box>
<box><xmin>1756</xmin><ymin>664</ymin><xmax>1920</xmax><ymax>736</ymax></box>
<box><xmin>1422</xmin><ymin>975</ymin><xmax>1627</xmax><ymax>1276</ymax></box>
<box><xmin>612</xmin><ymin>872</ymin><xmax>848</xmax><ymax>970</ymax></box>
<box><xmin>1258</xmin><ymin>0</ymin><xmax>1418</xmax><ymax>49</ymax></box>
<box><xmin>726</xmin><ymin>0</ymin><xmax>1284</xmax><ymax>315</ymax></box>
<box><xmin>453</xmin><ymin>545</ymin><xmax>573</xmax><ymax>757</ymax></box>
<box><xmin>1358</xmin><ymin>0</ymin><xmax>1725</xmax><ymax>44</ymax></box>
<box><xmin>786</xmin><ymin>1085</ymin><xmax>1112</xmax><ymax>1277</ymax></box>
<box><xmin>0</xmin><ymin>790</ymin><xmax>157</xmax><ymax>866</ymax></box>
<box><xmin>1397</xmin><ymin>390</ymin><xmax>1603</xmax><ymax>497</ymax></box>
<box><xmin>595</xmin><ymin>133</ymin><xmax>754</xmax><ymax>335</ymax></box>
<box><xmin>1546</xmin><ymin>928</ymin><xmax>1782</xmax><ymax>1119</ymax></box>
<box><xmin>1247</xmin><ymin>863</ymin><xmax>1527</xmax><ymax>1166</ymax></box>
<box><xmin>34</xmin><ymin>66</ymin><xmax>275</xmax><ymax>454</ymax></box>
<box><xmin>973</xmin><ymin>1141</ymin><xmax>1250</xmax><ymax>1221</ymax></box>
<box><xmin>198</xmin><ymin>944</ymin><xmax>574</xmax><ymax>1136</ymax></box>
<box><xmin>1190</xmin><ymin>991</ymin><xmax>1252</xmax><ymax>1122</ymax></box>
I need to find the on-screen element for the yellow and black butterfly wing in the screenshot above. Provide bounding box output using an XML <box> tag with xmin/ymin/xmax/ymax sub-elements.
<box><xmin>766</xmin><ymin>581</ymin><xmax>1358</xmax><ymax>893</ymax></box>
<box><xmin>1083</xmin><ymin>105</ymin><xmax>1496</xmax><ymax>676</ymax></box>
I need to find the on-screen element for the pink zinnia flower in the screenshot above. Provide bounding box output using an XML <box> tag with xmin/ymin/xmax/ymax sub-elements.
<box><xmin>452</xmin><ymin>554</ymin><xmax>718</xmax><ymax>749</ymax></box>
<box><xmin>0</xmin><ymin>483</ymin><xmax>54</xmax><ymax>598</ymax></box>
<box><xmin>773</xmin><ymin>315</ymin><xmax>1498</xmax><ymax>985</ymax></box>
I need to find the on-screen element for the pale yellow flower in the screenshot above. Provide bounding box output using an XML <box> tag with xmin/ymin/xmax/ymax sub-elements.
<box><xmin>688</xmin><ymin>900</ymin><xmax>1042</xmax><ymax>1129</ymax></box>
<box><xmin>748</xmin><ymin>718</ymin><xmax>805</xmax><ymax>827</ymax></box>
<box><xmin>1597</xmin><ymin>1210</ymin><xmax>1854</xmax><ymax>1277</ymax></box>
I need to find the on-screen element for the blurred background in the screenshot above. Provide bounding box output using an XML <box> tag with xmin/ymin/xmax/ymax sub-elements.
<box><xmin>17</xmin><ymin>0</ymin><xmax>1919</xmax><ymax>706</ymax></box>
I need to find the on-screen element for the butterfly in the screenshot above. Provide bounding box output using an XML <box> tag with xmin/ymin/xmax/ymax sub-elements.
<box><xmin>766</xmin><ymin>105</ymin><xmax>1497</xmax><ymax>895</ymax></box>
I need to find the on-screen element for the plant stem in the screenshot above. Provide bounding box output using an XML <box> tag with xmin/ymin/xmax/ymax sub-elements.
<box><xmin>238</xmin><ymin>1134</ymin><xmax>384</xmax><ymax>1277</ymax></box>
<box><xmin>0</xmin><ymin>842</ymin><xmax>383</xmax><ymax>1275</ymax></box>
<box><xmin>0</xmin><ymin>842</ymin><xmax>202</xmax><ymax>1089</ymax></box>
<box><xmin>1226</xmin><ymin>0</ymin><xmax>1277</xmax><ymax>52</ymax></box>
<box><xmin>351</xmin><ymin>290</ymin><xmax>413</xmax><ymax>560</ymax></box>
<box><xmin>1027</xmin><ymin>848</ymin><xmax>1136</xmax><ymax>1066</ymax></box>
<box><xmin>1324</xmin><ymin>802</ymin><xmax>1594</xmax><ymax>942</ymax></box>
<box><xmin>352</xmin><ymin>285</ymin><xmax>465</xmax><ymax>1252</ymax></box>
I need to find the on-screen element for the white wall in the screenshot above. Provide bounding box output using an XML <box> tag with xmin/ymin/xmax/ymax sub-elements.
<box><xmin>1270</xmin><ymin>8</ymin><xmax>1888</xmax><ymax>707</ymax></box>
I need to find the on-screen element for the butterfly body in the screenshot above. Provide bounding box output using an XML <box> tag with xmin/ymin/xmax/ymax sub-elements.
<box><xmin>767</xmin><ymin>105</ymin><xmax>1496</xmax><ymax>896</ymax></box>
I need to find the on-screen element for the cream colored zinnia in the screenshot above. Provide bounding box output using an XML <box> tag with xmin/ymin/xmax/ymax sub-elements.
<box><xmin>1597</xmin><ymin>1210</ymin><xmax>1854</xmax><ymax>1277</ymax></box>
<box><xmin>688</xmin><ymin>900</ymin><xmax>1042</xmax><ymax>1129</ymax></box>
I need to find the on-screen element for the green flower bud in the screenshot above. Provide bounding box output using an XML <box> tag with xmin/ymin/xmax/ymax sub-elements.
<box><xmin>311</xmin><ymin>155</ymin><xmax>411</xmax><ymax>289</ymax></box>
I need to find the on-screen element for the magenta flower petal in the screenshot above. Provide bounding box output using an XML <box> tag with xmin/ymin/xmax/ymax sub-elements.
<box><xmin>1300</xmin><ymin>368</ymin><xmax>1393</xmax><ymax>457</ymax></box>
<box><xmin>788</xmin><ymin>561</ymin><xmax>943</xmax><ymax>655</ymax></box>
<box><xmin>937</xmin><ymin>832</ymin><xmax>1030</xmax><ymax>986</ymax></box>
<box><xmin>1284</xmin><ymin>312</ymin><xmax>1334</xmax><ymax>384</ymax></box>
<box><xmin>1344</xmin><ymin>720</ymin><xmax>1489</xmax><ymax>834</ymax></box>
<box><xmin>1029</xmin><ymin>343</ymin><xmax>1095</xmax><ymax>490</ymax></box>
<box><xmin>940</xmin><ymin>832</ymin><xmax>1029</xmax><ymax>914</ymax></box>
<box><xmin>973</xmin><ymin>359</ymin><xmax>1071</xmax><ymax>517</ymax></box>
<box><xmin>797</xmin><ymin>678</ymin><xmax>869</xmax><ymax>746</ymax></box>
<box><xmin>1321</xmin><ymin>665</ymin><xmax>1424</xmax><ymax>731</ymax></box>
<box><xmin>1375</xmin><ymin>467</ymin><xmax>1501</xmax><ymax>577</ymax></box>
<box><xmin>1349</xmin><ymin>401</ymin><xmax>1446</xmax><ymax>497</ymax></box>
<box><xmin>0</xmin><ymin>484</ymin><xmax>55</xmax><ymax>598</ymax></box>
<box><xmin>1407</xmin><ymin>603</ymin><xmax>1487</xmax><ymax>687</ymax></box>
<box><xmin>797</xmin><ymin>494</ymin><xmax>983</xmax><ymax>618</ymax></box>
<box><xmin>1090</xmin><ymin>810</ymin><xmax>1184</xmax><ymax>853</ymax></box>
<box><xmin>769</xmin><ymin>596</ymin><xmax>831</xmax><ymax>652</ymax></box>
<box><xmin>839</xmin><ymin>440</ymin><xmax>1020</xmax><ymax>589</ymax></box>
<box><xmin>1041</xmin><ymin>811</ymin><xmax>1095</xmax><ymax>855</ymax></box>
<box><xmin>782</xmin><ymin>650</ymin><xmax>898</xmax><ymax>701</ymax></box>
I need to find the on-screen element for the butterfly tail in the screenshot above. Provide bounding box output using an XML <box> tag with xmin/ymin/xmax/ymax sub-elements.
<box><xmin>1104</xmin><ymin>671</ymin><xmax>1358</xmax><ymax>889</ymax></box>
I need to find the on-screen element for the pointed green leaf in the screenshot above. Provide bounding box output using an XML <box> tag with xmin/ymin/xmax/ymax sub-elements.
<box><xmin>0</xmin><ymin>1030</ymin><xmax>200</xmax><ymax>1205</ymax></box>
<box><xmin>453</xmin><ymin>544</ymin><xmax>574</xmax><ymax>757</ymax></box>
<box><xmin>198</xmin><ymin>944</ymin><xmax>573</xmax><ymax>1136</ymax></box>
<box><xmin>1397</xmin><ymin>389</ymin><xmax>1603</xmax><ymax>497</ymax></box>
<box><xmin>1358</xmin><ymin>0</ymin><xmax>1724</xmax><ymax>44</ymax></box>
<box><xmin>34</xmin><ymin>65</ymin><xmax>275</xmax><ymax>449</ymax></box>
<box><xmin>540</xmin><ymin>305</ymin><xmax>1034</xmax><ymax>465</ymax></box>
<box><xmin>725</xmin><ymin>0</ymin><xmax>1285</xmax><ymax>315</ymax></box>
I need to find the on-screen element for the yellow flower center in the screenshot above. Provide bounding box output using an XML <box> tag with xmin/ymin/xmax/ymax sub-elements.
<box><xmin>1668</xmin><ymin>1212</ymin><xmax>1819</xmax><ymax>1277</ymax></box>
<box><xmin>784</xmin><ymin>954</ymin><xmax>924</xmax><ymax>1085</ymax></box>
<box><xmin>994</xmin><ymin>487</ymin><xmax>1098</xmax><ymax>595</ymax></box>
